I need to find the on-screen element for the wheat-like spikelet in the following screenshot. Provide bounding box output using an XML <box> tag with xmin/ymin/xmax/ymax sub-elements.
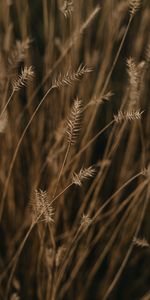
<box><xmin>56</xmin><ymin>246</ymin><xmax>66</xmax><ymax>267</ymax></box>
<box><xmin>86</xmin><ymin>91</ymin><xmax>113</xmax><ymax>108</ymax></box>
<box><xmin>96</xmin><ymin>159</ymin><xmax>111</xmax><ymax>168</ymax></box>
<box><xmin>80</xmin><ymin>214</ymin><xmax>92</xmax><ymax>229</ymax></box>
<box><xmin>133</xmin><ymin>237</ymin><xmax>150</xmax><ymax>248</ymax></box>
<box><xmin>60</xmin><ymin>0</ymin><xmax>74</xmax><ymax>18</ymax></box>
<box><xmin>101</xmin><ymin>91</ymin><xmax>114</xmax><ymax>102</ymax></box>
<box><xmin>12</xmin><ymin>278</ymin><xmax>20</xmax><ymax>291</ymax></box>
<box><xmin>127</xmin><ymin>57</ymin><xmax>139</xmax><ymax>88</ymax></box>
<box><xmin>52</xmin><ymin>64</ymin><xmax>92</xmax><ymax>89</ymax></box>
<box><xmin>72</xmin><ymin>166</ymin><xmax>95</xmax><ymax>186</ymax></box>
<box><xmin>10</xmin><ymin>293</ymin><xmax>20</xmax><ymax>300</ymax></box>
<box><xmin>145</xmin><ymin>42</ymin><xmax>150</xmax><ymax>63</ymax></box>
<box><xmin>127</xmin><ymin>57</ymin><xmax>141</xmax><ymax>107</ymax></box>
<box><xmin>45</xmin><ymin>247</ymin><xmax>54</xmax><ymax>269</ymax></box>
<box><xmin>142</xmin><ymin>165</ymin><xmax>150</xmax><ymax>180</ymax></box>
<box><xmin>0</xmin><ymin>111</ymin><xmax>8</xmax><ymax>133</ymax></box>
<box><xmin>12</xmin><ymin>66</ymin><xmax>34</xmax><ymax>92</ymax></box>
<box><xmin>8</xmin><ymin>38</ymin><xmax>31</xmax><ymax>69</ymax></box>
<box><xmin>30</xmin><ymin>189</ymin><xmax>54</xmax><ymax>223</ymax></box>
<box><xmin>66</xmin><ymin>98</ymin><xmax>83</xmax><ymax>145</ymax></box>
<box><xmin>129</xmin><ymin>0</ymin><xmax>141</xmax><ymax>16</ymax></box>
<box><xmin>114</xmin><ymin>110</ymin><xmax>143</xmax><ymax>123</ymax></box>
<box><xmin>54</xmin><ymin>119</ymin><xmax>66</xmax><ymax>143</ymax></box>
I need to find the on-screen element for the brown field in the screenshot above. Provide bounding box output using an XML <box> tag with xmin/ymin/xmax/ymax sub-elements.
<box><xmin>0</xmin><ymin>0</ymin><xmax>150</xmax><ymax>299</ymax></box>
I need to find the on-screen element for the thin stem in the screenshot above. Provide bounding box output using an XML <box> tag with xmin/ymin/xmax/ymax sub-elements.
<box><xmin>60</xmin><ymin>172</ymin><xmax>146</xmax><ymax>260</ymax></box>
<box><xmin>65</xmin><ymin>119</ymin><xmax>115</xmax><ymax>171</ymax></box>
<box><xmin>82</xmin><ymin>15</ymin><xmax>132</xmax><ymax>144</ymax></box>
<box><xmin>15</xmin><ymin>5</ymin><xmax>100</xmax><ymax>127</ymax></box>
<box><xmin>50</xmin><ymin>172</ymin><xmax>73</xmax><ymax>300</ymax></box>
<box><xmin>102</xmin><ymin>16</ymin><xmax>132</xmax><ymax>95</ymax></box>
<box><xmin>51</xmin><ymin>182</ymin><xmax>74</xmax><ymax>208</ymax></box>
<box><xmin>0</xmin><ymin>91</ymin><xmax>15</xmax><ymax>119</ymax></box>
<box><xmin>52</xmin><ymin>143</ymin><xmax>71</xmax><ymax>198</ymax></box>
<box><xmin>1</xmin><ymin>179</ymin><xmax>73</xmax><ymax>285</ymax></box>
<box><xmin>3</xmin><ymin>223</ymin><xmax>34</xmax><ymax>299</ymax></box>
<box><xmin>0</xmin><ymin>86</ymin><xmax>54</xmax><ymax>221</ymax></box>
<box><xmin>57</xmin><ymin>181</ymin><xmax>145</xmax><ymax>297</ymax></box>
<box><xmin>102</xmin><ymin>186</ymin><xmax>149</xmax><ymax>300</ymax></box>
<box><xmin>93</xmin><ymin>172</ymin><xmax>143</xmax><ymax>221</ymax></box>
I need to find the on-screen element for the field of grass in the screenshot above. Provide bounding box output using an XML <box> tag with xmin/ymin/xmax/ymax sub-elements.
<box><xmin>0</xmin><ymin>0</ymin><xmax>150</xmax><ymax>299</ymax></box>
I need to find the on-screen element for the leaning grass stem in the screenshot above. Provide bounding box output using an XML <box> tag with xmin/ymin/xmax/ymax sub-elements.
<box><xmin>82</xmin><ymin>15</ymin><xmax>133</xmax><ymax>145</ymax></box>
<box><xmin>56</xmin><ymin>174</ymin><xmax>143</xmax><ymax>285</ymax></box>
<box><xmin>102</xmin><ymin>185</ymin><xmax>149</xmax><ymax>300</ymax></box>
<box><xmin>15</xmin><ymin>5</ymin><xmax>100</xmax><ymax>127</ymax></box>
<box><xmin>51</xmin><ymin>182</ymin><xmax>73</xmax><ymax>206</ymax></box>
<box><xmin>29</xmin><ymin>6</ymin><xmax>100</xmax><ymax>104</ymax></box>
<box><xmin>102</xmin><ymin>16</ymin><xmax>133</xmax><ymax>95</ymax></box>
<box><xmin>56</xmin><ymin>178</ymin><xmax>147</xmax><ymax>296</ymax></box>
<box><xmin>55</xmin><ymin>226</ymin><xmax>82</xmax><ymax>291</ymax></box>
<box><xmin>58</xmin><ymin>180</ymin><xmax>146</xmax><ymax>297</ymax></box>
<box><xmin>47</xmin><ymin>223</ymin><xmax>56</xmax><ymax>300</ymax></box>
<box><xmin>52</xmin><ymin>143</ymin><xmax>71</xmax><ymax>199</ymax></box>
<box><xmin>0</xmin><ymin>91</ymin><xmax>14</xmax><ymax>119</ymax></box>
<box><xmin>85</xmin><ymin>122</ymin><xmax>126</xmax><ymax>216</ymax></box>
<box><xmin>3</xmin><ymin>223</ymin><xmax>34</xmax><ymax>299</ymax></box>
<box><xmin>71</xmin><ymin>107</ymin><xmax>127</xmax><ymax>224</ymax></box>
<box><xmin>66</xmin><ymin>119</ymin><xmax>115</xmax><ymax>171</ymax></box>
<box><xmin>0</xmin><ymin>86</ymin><xmax>54</xmax><ymax>221</ymax></box>
<box><xmin>1</xmin><ymin>179</ymin><xmax>73</xmax><ymax>279</ymax></box>
<box><xmin>94</xmin><ymin>172</ymin><xmax>144</xmax><ymax>221</ymax></box>
<box><xmin>86</xmin><ymin>183</ymin><xmax>146</xmax><ymax>288</ymax></box>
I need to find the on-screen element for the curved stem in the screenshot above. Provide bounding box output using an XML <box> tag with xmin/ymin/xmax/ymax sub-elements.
<box><xmin>0</xmin><ymin>223</ymin><xmax>34</xmax><ymax>284</ymax></box>
<box><xmin>0</xmin><ymin>86</ymin><xmax>54</xmax><ymax>221</ymax></box>
<box><xmin>66</xmin><ymin>119</ymin><xmax>115</xmax><ymax>171</ymax></box>
<box><xmin>102</xmin><ymin>186</ymin><xmax>149</xmax><ymax>300</ymax></box>
<box><xmin>52</xmin><ymin>143</ymin><xmax>71</xmax><ymax>198</ymax></box>
<box><xmin>82</xmin><ymin>15</ymin><xmax>132</xmax><ymax>144</ymax></box>
<box><xmin>93</xmin><ymin>172</ymin><xmax>143</xmax><ymax>221</ymax></box>
<box><xmin>0</xmin><ymin>91</ymin><xmax>15</xmax><ymax>119</ymax></box>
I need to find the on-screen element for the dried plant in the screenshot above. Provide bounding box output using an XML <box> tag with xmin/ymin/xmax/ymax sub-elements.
<box><xmin>0</xmin><ymin>1</ymin><xmax>149</xmax><ymax>300</ymax></box>
<box><xmin>80</xmin><ymin>214</ymin><xmax>92</xmax><ymax>229</ymax></box>
<box><xmin>114</xmin><ymin>110</ymin><xmax>143</xmax><ymax>123</ymax></box>
<box><xmin>45</xmin><ymin>247</ymin><xmax>54</xmax><ymax>269</ymax></box>
<box><xmin>133</xmin><ymin>237</ymin><xmax>150</xmax><ymax>248</ymax></box>
<box><xmin>52</xmin><ymin>64</ymin><xmax>92</xmax><ymax>88</ymax></box>
<box><xmin>8</xmin><ymin>38</ymin><xmax>31</xmax><ymax>70</ymax></box>
<box><xmin>142</xmin><ymin>166</ymin><xmax>150</xmax><ymax>180</ymax></box>
<box><xmin>72</xmin><ymin>166</ymin><xmax>95</xmax><ymax>186</ymax></box>
<box><xmin>54</xmin><ymin>119</ymin><xmax>66</xmax><ymax>143</ymax></box>
<box><xmin>12</xmin><ymin>66</ymin><xmax>34</xmax><ymax>92</ymax></box>
<box><xmin>60</xmin><ymin>0</ymin><xmax>74</xmax><ymax>18</ymax></box>
<box><xmin>66</xmin><ymin>98</ymin><xmax>83</xmax><ymax>145</ymax></box>
<box><xmin>129</xmin><ymin>0</ymin><xmax>141</xmax><ymax>16</ymax></box>
<box><xmin>10</xmin><ymin>294</ymin><xmax>20</xmax><ymax>300</ymax></box>
<box><xmin>30</xmin><ymin>190</ymin><xmax>54</xmax><ymax>224</ymax></box>
<box><xmin>127</xmin><ymin>57</ymin><xmax>145</xmax><ymax>108</ymax></box>
<box><xmin>86</xmin><ymin>91</ymin><xmax>113</xmax><ymax>109</ymax></box>
<box><xmin>127</xmin><ymin>57</ymin><xmax>139</xmax><ymax>105</ymax></box>
<box><xmin>56</xmin><ymin>246</ymin><xmax>66</xmax><ymax>268</ymax></box>
<box><xmin>145</xmin><ymin>42</ymin><xmax>150</xmax><ymax>63</ymax></box>
<box><xmin>0</xmin><ymin>111</ymin><xmax>8</xmax><ymax>133</ymax></box>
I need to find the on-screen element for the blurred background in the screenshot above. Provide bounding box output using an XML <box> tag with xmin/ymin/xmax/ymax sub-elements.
<box><xmin>0</xmin><ymin>0</ymin><xmax>150</xmax><ymax>299</ymax></box>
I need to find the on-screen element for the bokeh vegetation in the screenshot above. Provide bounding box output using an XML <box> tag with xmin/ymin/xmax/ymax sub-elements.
<box><xmin>0</xmin><ymin>0</ymin><xmax>150</xmax><ymax>299</ymax></box>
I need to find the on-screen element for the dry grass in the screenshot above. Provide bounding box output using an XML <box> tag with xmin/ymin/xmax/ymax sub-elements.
<box><xmin>0</xmin><ymin>0</ymin><xmax>150</xmax><ymax>299</ymax></box>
